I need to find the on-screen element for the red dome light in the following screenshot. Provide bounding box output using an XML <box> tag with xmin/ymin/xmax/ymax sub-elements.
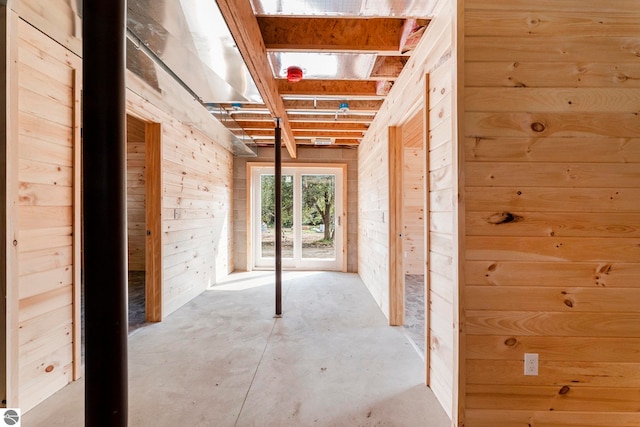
<box><xmin>286</xmin><ymin>66</ymin><xmax>303</xmax><ymax>82</ymax></box>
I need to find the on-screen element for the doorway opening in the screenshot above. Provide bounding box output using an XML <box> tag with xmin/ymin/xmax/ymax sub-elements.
<box><xmin>401</xmin><ymin>109</ymin><xmax>427</xmax><ymax>356</ymax></box>
<box><xmin>389</xmin><ymin>107</ymin><xmax>427</xmax><ymax>357</ymax></box>
<box><xmin>249</xmin><ymin>163</ymin><xmax>347</xmax><ymax>271</ymax></box>
<box><xmin>126</xmin><ymin>115</ymin><xmax>162</xmax><ymax>331</ymax></box>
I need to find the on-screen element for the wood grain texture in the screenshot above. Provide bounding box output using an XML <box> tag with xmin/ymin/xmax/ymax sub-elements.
<box><xmin>463</xmin><ymin>2</ymin><xmax>640</xmax><ymax>424</ymax></box>
<box><xmin>466</xmin><ymin>335</ymin><xmax>640</xmax><ymax>363</ymax></box>
<box><xmin>465</xmin><ymin>61</ymin><xmax>640</xmax><ymax>89</ymax></box>
<box><xmin>402</xmin><ymin>109</ymin><xmax>425</xmax><ymax>275</ymax></box>
<box><xmin>127</xmin><ymin>115</ymin><xmax>146</xmax><ymax>271</ymax></box>
<box><xmin>16</xmin><ymin>18</ymin><xmax>80</xmax><ymax>412</ymax></box>
<box><xmin>466</xmin><ymin>409</ymin><xmax>640</xmax><ymax>427</ymax></box>
<box><xmin>127</xmin><ymin>87</ymin><xmax>234</xmax><ymax>318</ymax></box>
<box><xmin>388</xmin><ymin>126</ymin><xmax>403</xmax><ymax>325</ymax></box>
<box><xmin>258</xmin><ymin>17</ymin><xmax>406</xmax><ymax>53</ymax></box>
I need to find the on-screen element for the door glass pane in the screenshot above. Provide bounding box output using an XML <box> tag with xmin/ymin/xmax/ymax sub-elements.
<box><xmin>260</xmin><ymin>174</ymin><xmax>294</xmax><ymax>259</ymax></box>
<box><xmin>301</xmin><ymin>174</ymin><xmax>335</xmax><ymax>260</ymax></box>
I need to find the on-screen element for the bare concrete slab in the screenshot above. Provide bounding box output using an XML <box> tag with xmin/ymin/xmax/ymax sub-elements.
<box><xmin>24</xmin><ymin>271</ymin><xmax>450</xmax><ymax>426</ymax></box>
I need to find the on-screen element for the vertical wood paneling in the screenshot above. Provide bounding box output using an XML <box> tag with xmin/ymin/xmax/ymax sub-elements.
<box><xmin>463</xmin><ymin>1</ymin><xmax>640</xmax><ymax>425</ymax></box>
<box><xmin>17</xmin><ymin>19</ymin><xmax>80</xmax><ymax>412</ymax></box>
<box><xmin>358</xmin><ymin>0</ymin><xmax>457</xmax><ymax>420</ymax></box>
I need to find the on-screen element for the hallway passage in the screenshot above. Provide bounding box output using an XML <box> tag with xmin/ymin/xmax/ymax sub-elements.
<box><xmin>24</xmin><ymin>271</ymin><xmax>449</xmax><ymax>426</ymax></box>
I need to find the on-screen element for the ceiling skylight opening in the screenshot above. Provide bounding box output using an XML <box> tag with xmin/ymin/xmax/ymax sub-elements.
<box><xmin>269</xmin><ymin>52</ymin><xmax>377</xmax><ymax>80</ymax></box>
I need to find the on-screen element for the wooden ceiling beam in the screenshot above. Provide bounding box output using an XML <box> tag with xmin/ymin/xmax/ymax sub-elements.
<box><xmin>254</xmin><ymin>138</ymin><xmax>361</xmax><ymax>146</ymax></box>
<box><xmin>258</xmin><ymin>17</ymin><xmax>406</xmax><ymax>53</ymax></box>
<box><xmin>288</xmin><ymin>114</ymin><xmax>376</xmax><ymax>123</ymax></box>
<box><xmin>248</xmin><ymin>130</ymin><xmax>365</xmax><ymax>139</ymax></box>
<box><xmin>297</xmin><ymin>139</ymin><xmax>361</xmax><ymax>146</ymax></box>
<box><xmin>371</xmin><ymin>56</ymin><xmax>409</xmax><ymax>80</ymax></box>
<box><xmin>219</xmin><ymin>99</ymin><xmax>383</xmax><ymax>113</ymax></box>
<box><xmin>237</xmin><ymin>121</ymin><xmax>369</xmax><ymax>132</ymax></box>
<box><xmin>277</xmin><ymin>79</ymin><xmax>381</xmax><ymax>97</ymax></box>
<box><xmin>284</xmin><ymin>99</ymin><xmax>383</xmax><ymax>112</ymax></box>
<box><xmin>216</xmin><ymin>0</ymin><xmax>297</xmax><ymax>157</ymax></box>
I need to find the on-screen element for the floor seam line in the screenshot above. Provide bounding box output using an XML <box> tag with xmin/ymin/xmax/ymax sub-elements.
<box><xmin>233</xmin><ymin>276</ymin><xmax>292</xmax><ymax>427</ymax></box>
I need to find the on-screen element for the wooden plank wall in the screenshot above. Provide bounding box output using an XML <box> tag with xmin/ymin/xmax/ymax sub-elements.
<box><xmin>126</xmin><ymin>68</ymin><xmax>235</xmax><ymax>319</ymax></box>
<box><xmin>127</xmin><ymin>115</ymin><xmax>146</xmax><ymax>272</ymax></box>
<box><xmin>357</xmin><ymin>0</ymin><xmax>457</xmax><ymax>420</ymax></box>
<box><xmin>402</xmin><ymin>110</ymin><xmax>425</xmax><ymax>275</ymax></box>
<box><xmin>160</xmin><ymin>110</ymin><xmax>233</xmax><ymax>316</ymax></box>
<box><xmin>17</xmin><ymin>0</ymin><xmax>81</xmax><ymax>56</ymax></box>
<box><xmin>462</xmin><ymin>1</ymin><xmax>640</xmax><ymax>425</ymax></box>
<box><xmin>17</xmin><ymin>18</ymin><xmax>81</xmax><ymax>412</ymax></box>
<box><xmin>233</xmin><ymin>146</ymin><xmax>358</xmax><ymax>272</ymax></box>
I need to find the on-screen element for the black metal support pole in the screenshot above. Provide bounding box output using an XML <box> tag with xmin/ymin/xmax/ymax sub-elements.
<box><xmin>274</xmin><ymin>120</ymin><xmax>282</xmax><ymax>317</ymax></box>
<box><xmin>83</xmin><ymin>1</ymin><xmax>128</xmax><ymax>426</ymax></box>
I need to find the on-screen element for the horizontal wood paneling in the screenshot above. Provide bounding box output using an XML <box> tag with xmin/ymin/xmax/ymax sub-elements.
<box><xmin>463</xmin><ymin>1</ymin><xmax>640</xmax><ymax>425</ymax></box>
<box><xmin>466</xmin><ymin>409</ymin><xmax>640</xmax><ymax>427</ymax></box>
<box><xmin>465</xmin><ymin>137</ymin><xmax>640</xmax><ymax>163</ymax></box>
<box><xmin>402</xmin><ymin>110</ymin><xmax>425</xmax><ymax>275</ymax></box>
<box><xmin>127</xmin><ymin>57</ymin><xmax>237</xmax><ymax>316</ymax></box>
<box><xmin>466</xmin><ymin>261</ymin><xmax>640</xmax><ymax>288</ymax></box>
<box><xmin>17</xmin><ymin>19</ymin><xmax>80</xmax><ymax>412</ymax></box>
<box><xmin>18</xmin><ymin>0</ymin><xmax>82</xmax><ymax>55</ymax></box>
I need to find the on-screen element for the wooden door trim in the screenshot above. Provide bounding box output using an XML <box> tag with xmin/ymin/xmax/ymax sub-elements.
<box><xmin>145</xmin><ymin>122</ymin><xmax>163</xmax><ymax>322</ymax></box>
<box><xmin>388</xmin><ymin>126</ymin><xmax>404</xmax><ymax>326</ymax></box>
<box><xmin>1</xmin><ymin>5</ymin><xmax>19</xmax><ymax>405</ymax></box>
<box><xmin>72</xmin><ymin>68</ymin><xmax>83</xmax><ymax>379</ymax></box>
<box><xmin>424</xmin><ymin>73</ymin><xmax>431</xmax><ymax>386</ymax></box>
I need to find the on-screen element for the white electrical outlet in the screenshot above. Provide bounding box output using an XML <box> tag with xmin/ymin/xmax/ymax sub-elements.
<box><xmin>524</xmin><ymin>353</ymin><xmax>539</xmax><ymax>376</ymax></box>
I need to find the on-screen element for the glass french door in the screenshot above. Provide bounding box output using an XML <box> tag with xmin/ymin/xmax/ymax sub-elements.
<box><xmin>252</xmin><ymin>165</ymin><xmax>344</xmax><ymax>270</ymax></box>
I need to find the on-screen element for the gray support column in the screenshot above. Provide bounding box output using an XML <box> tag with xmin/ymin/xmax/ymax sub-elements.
<box><xmin>82</xmin><ymin>1</ymin><xmax>128</xmax><ymax>425</ymax></box>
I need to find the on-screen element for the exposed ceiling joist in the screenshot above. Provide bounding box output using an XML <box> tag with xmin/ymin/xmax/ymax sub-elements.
<box><xmin>216</xmin><ymin>0</ymin><xmax>297</xmax><ymax>157</ymax></box>
<box><xmin>258</xmin><ymin>17</ymin><xmax>407</xmax><ymax>54</ymax></box>
<box><xmin>287</xmin><ymin>114</ymin><xmax>375</xmax><ymax>123</ymax></box>
<box><xmin>371</xmin><ymin>56</ymin><xmax>409</xmax><ymax>80</ymax></box>
<box><xmin>283</xmin><ymin>99</ymin><xmax>384</xmax><ymax>112</ymax></box>
<box><xmin>230</xmin><ymin>112</ymin><xmax>375</xmax><ymax>124</ymax></box>
<box><xmin>218</xmin><ymin>99</ymin><xmax>383</xmax><ymax>113</ymax></box>
<box><xmin>277</xmin><ymin>79</ymin><xmax>381</xmax><ymax>97</ymax></box>
<box><xmin>237</xmin><ymin>121</ymin><xmax>369</xmax><ymax>132</ymax></box>
<box><xmin>249</xmin><ymin>129</ymin><xmax>364</xmax><ymax>139</ymax></box>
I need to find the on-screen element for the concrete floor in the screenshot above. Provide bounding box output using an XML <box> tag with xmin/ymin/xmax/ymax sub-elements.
<box><xmin>24</xmin><ymin>271</ymin><xmax>450</xmax><ymax>427</ymax></box>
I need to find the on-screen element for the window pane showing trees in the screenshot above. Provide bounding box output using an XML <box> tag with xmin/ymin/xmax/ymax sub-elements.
<box><xmin>301</xmin><ymin>174</ymin><xmax>335</xmax><ymax>260</ymax></box>
<box><xmin>260</xmin><ymin>174</ymin><xmax>294</xmax><ymax>258</ymax></box>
